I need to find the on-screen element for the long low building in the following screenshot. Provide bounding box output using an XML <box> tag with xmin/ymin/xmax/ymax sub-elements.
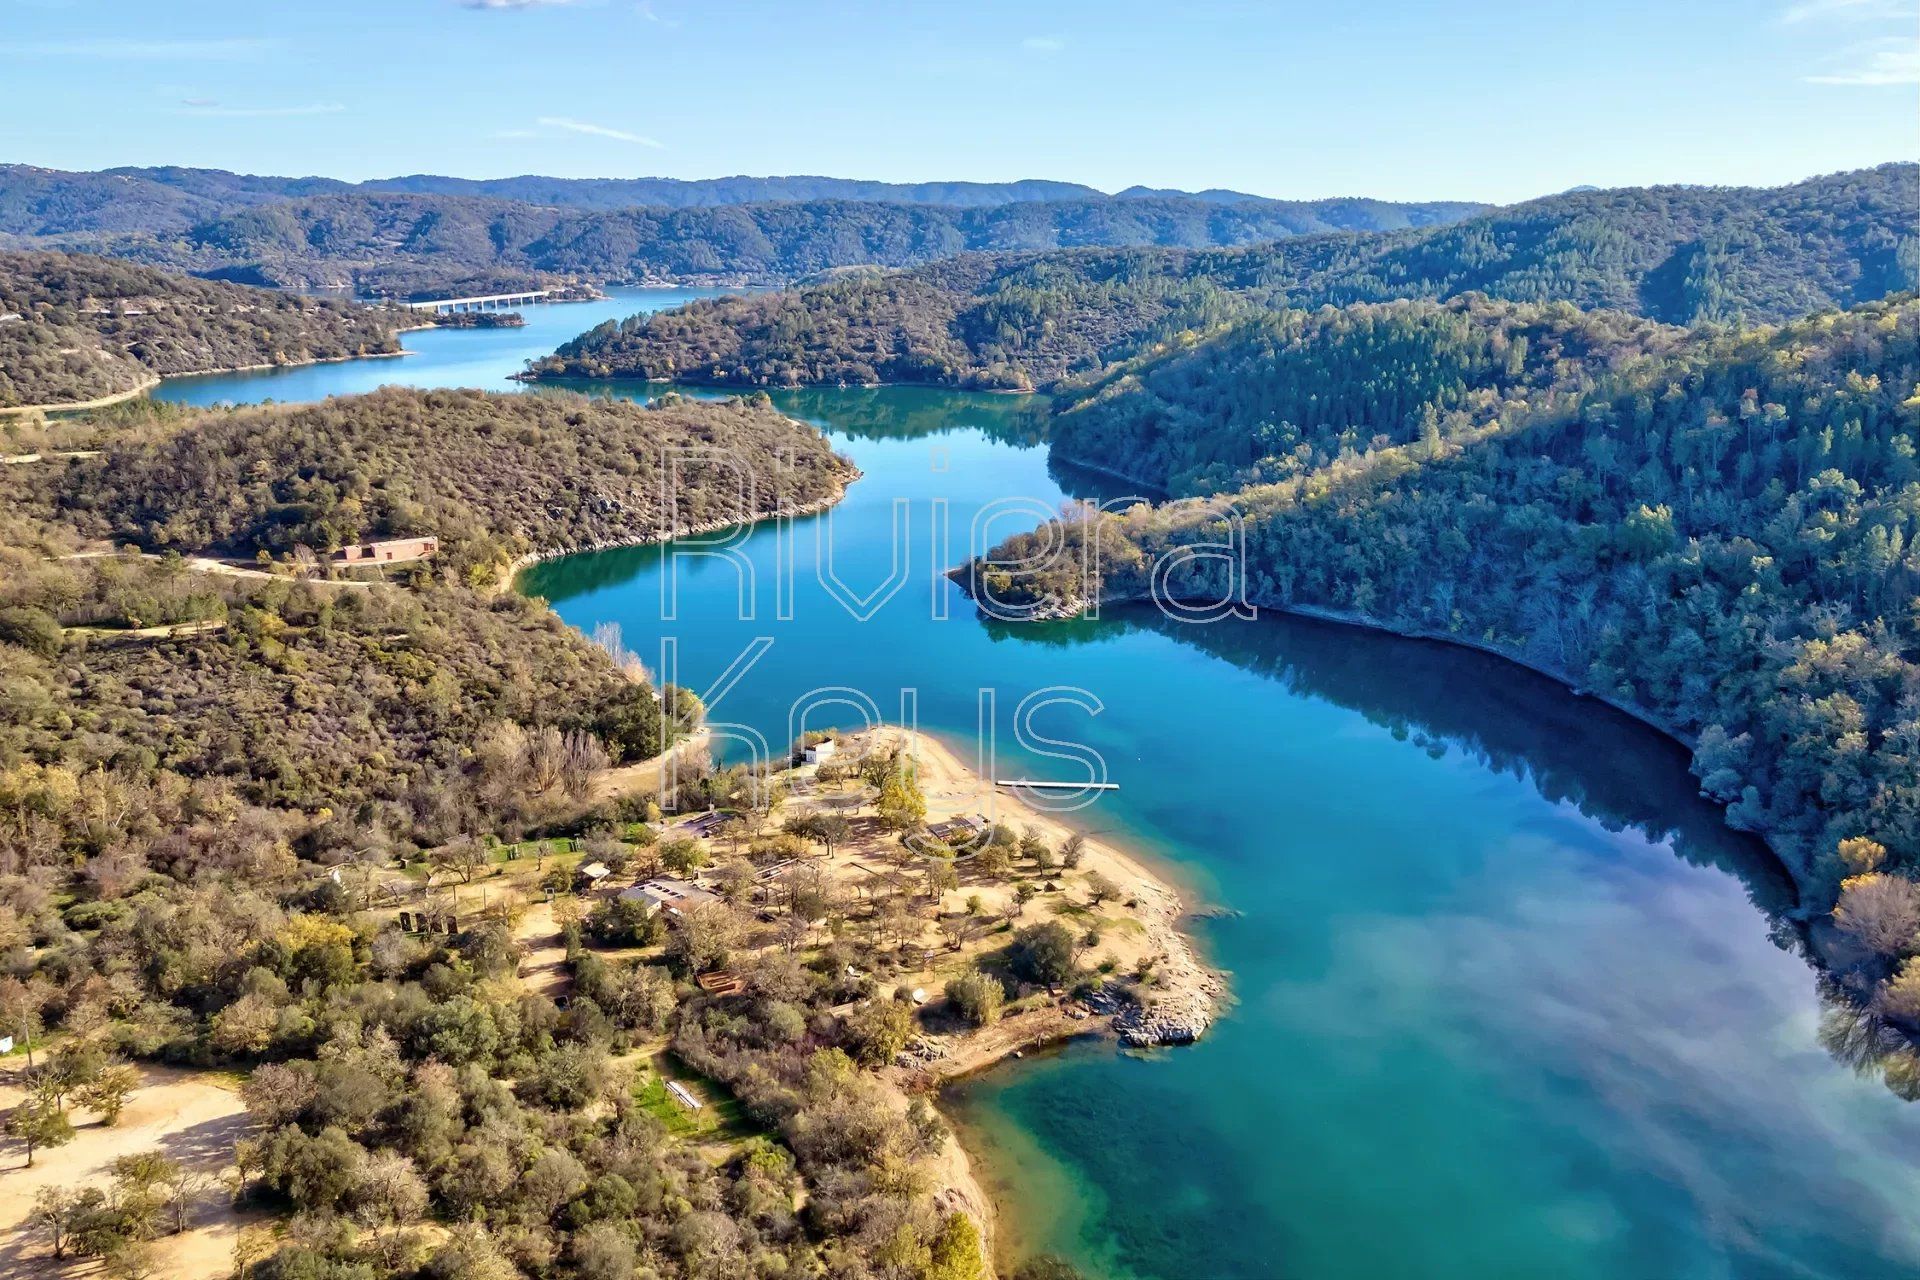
<box><xmin>619</xmin><ymin>876</ymin><xmax>720</xmax><ymax>917</ymax></box>
<box><xmin>333</xmin><ymin>536</ymin><xmax>438</xmax><ymax>565</ymax></box>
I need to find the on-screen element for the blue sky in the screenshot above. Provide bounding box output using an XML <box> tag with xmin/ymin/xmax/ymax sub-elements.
<box><xmin>1</xmin><ymin>0</ymin><xmax>1914</xmax><ymax>202</ymax></box>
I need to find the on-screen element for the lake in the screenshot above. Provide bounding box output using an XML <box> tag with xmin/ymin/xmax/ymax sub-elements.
<box><xmin>160</xmin><ymin>303</ymin><xmax>1920</xmax><ymax>1280</ymax></box>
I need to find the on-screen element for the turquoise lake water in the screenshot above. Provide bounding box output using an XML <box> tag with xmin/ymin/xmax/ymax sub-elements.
<box><xmin>159</xmin><ymin>304</ymin><xmax>1920</xmax><ymax>1280</ymax></box>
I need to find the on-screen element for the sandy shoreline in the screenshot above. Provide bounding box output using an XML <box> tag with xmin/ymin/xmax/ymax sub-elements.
<box><xmin>879</xmin><ymin>721</ymin><xmax>1221</xmax><ymax>1074</ymax></box>
<box><xmin>842</xmin><ymin>726</ymin><xmax>1225</xmax><ymax>1266</ymax></box>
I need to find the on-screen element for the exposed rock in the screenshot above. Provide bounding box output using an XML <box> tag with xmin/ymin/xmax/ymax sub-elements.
<box><xmin>1085</xmin><ymin>957</ymin><xmax>1224</xmax><ymax>1048</ymax></box>
<box><xmin>896</xmin><ymin>1037</ymin><xmax>950</xmax><ymax>1067</ymax></box>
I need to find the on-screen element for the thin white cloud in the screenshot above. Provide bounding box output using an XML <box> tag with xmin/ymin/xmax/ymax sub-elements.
<box><xmin>178</xmin><ymin>100</ymin><xmax>348</xmax><ymax>118</ymax></box>
<box><xmin>1021</xmin><ymin>36</ymin><xmax>1066</xmax><ymax>53</ymax></box>
<box><xmin>7</xmin><ymin>37</ymin><xmax>282</xmax><ymax>60</ymax></box>
<box><xmin>1805</xmin><ymin>36</ymin><xmax>1920</xmax><ymax>83</ymax></box>
<box><xmin>638</xmin><ymin>1</ymin><xmax>682</xmax><ymax>26</ymax></box>
<box><xmin>1780</xmin><ymin>0</ymin><xmax>1905</xmax><ymax>22</ymax></box>
<box><xmin>461</xmin><ymin>0</ymin><xmax>577</xmax><ymax>8</ymax></box>
<box><xmin>535</xmin><ymin>115</ymin><xmax>663</xmax><ymax>146</ymax></box>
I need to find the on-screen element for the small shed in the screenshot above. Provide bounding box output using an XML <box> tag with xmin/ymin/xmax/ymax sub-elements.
<box><xmin>579</xmin><ymin>861</ymin><xmax>611</xmax><ymax>883</ymax></box>
<box><xmin>803</xmin><ymin>740</ymin><xmax>838</xmax><ymax>765</ymax></box>
<box><xmin>927</xmin><ymin>815</ymin><xmax>982</xmax><ymax>843</ymax></box>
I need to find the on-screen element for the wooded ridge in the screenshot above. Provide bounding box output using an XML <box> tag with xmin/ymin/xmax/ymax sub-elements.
<box><xmin>522</xmin><ymin>164</ymin><xmax>1917</xmax><ymax>389</ymax></box>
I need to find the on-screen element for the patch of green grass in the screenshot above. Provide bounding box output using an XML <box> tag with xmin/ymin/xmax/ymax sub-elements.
<box><xmin>635</xmin><ymin>1055</ymin><xmax>759</xmax><ymax>1144</ymax></box>
<box><xmin>485</xmin><ymin>837</ymin><xmax>581</xmax><ymax>866</ymax></box>
<box><xmin>0</xmin><ymin>1034</ymin><xmax>47</xmax><ymax>1059</ymax></box>
<box><xmin>635</xmin><ymin>1074</ymin><xmax>710</xmax><ymax>1138</ymax></box>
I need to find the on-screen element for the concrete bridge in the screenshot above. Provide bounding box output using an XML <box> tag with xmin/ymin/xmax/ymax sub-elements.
<box><xmin>401</xmin><ymin>290</ymin><xmax>550</xmax><ymax>314</ymax></box>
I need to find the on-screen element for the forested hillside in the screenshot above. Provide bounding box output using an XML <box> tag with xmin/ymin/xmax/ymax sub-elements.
<box><xmin>96</xmin><ymin>190</ymin><xmax>1480</xmax><ymax>290</ymax></box>
<box><xmin>0</xmin><ymin>380</ymin><xmax>1005</xmax><ymax>1280</ymax></box>
<box><xmin>957</xmin><ymin>297</ymin><xmax>1920</xmax><ymax>929</ymax></box>
<box><xmin>1047</xmin><ymin>296</ymin><xmax>1688</xmax><ymax>493</ymax></box>
<box><xmin>533</xmin><ymin>165</ymin><xmax>1917</xmax><ymax>390</ymax></box>
<box><xmin>359</xmin><ymin>172</ymin><xmax>1111</xmax><ymax>209</ymax></box>
<box><xmin>0</xmin><ymin>165</ymin><xmax>344</xmax><ymax>238</ymax></box>
<box><xmin>0</xmin><ymin>251</ymin><xmax>401</xmax><ymax>408</ymax></box>
<box><xmin>526</xmin><ymin>250</ymin><xmax>1275</xmax><ymax>389</ymax></box>
<box><xmin>0</xmin><ymin>555</ymin><xmax>667</xmax><ymax>819</ymax></box>
<box><xmin>1</xmin><ymin>161</ymin><xmax>1480</xmax><ymax>237</ymax></box>
<box><xmin>34</xmin><ymin>387</ymin><xmax>855</xmax><ymax>579</ymax></box>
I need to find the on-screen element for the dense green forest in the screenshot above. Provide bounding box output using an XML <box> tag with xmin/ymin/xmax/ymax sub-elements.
<box><xmin>0</xmin><ymin>165</ymin><xmax>1125</xmax><ymax>236</ymax></box>
<box><xmin>0</xmin><ymin>251</ymin><xmax>401</xmax><ymax>408</ymax></box>
<box><xmin>0</xmin><ymin>555</ymin><xmax>667</xmax><ymax>823</ymax></box>
<box><xmin>97</xmin><ymin>191</ymin><xmax>1482</xmax><ymax>291</ymax></box>
<box><xmin>0</xmin><ymin>163</ymin><xmax>1480</xmax><ymax>294</ymax></box>
<box><xmin>28</xmin><ymin>387</ymin><xmax>855</xmax><ymax>581</ymax></box>
<box><xmin>527</xmin><ymin>165</ymin><xmax>1917</xmax><ymax>389</ymax></box>
<box><xmin>957</xmin><ymin>296</ymin><xmax>1920</xmax><ymax>946</ymax></box>
<box><xmin>0</xmin><ymin>386</ymin><xmax>1022</xmax><ymax>1279</ymax></box>
<box><xmin>0</xmin><ymin>162</ymin><xmax>1474</xmax><ymax>227</ymax></box>
<box><xmin>1047</xmin><ymin>296</ymin><xmax>1688</xmax><ymax>493</ymax></box>
<box><xmin>1</xmin><ymin>388</ymin><xmax>850</xmax><ymax>811</ymax></box>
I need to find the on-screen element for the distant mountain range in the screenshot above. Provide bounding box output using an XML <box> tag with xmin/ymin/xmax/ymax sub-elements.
<box><xmin>522</xmin><ymin>163</ymin><xmax>1920</xmax><ymax>389</ymax></box>
<box><xmin>0</xmin><ymin>164</ymin><xmax>1489</xmax><ymax>292</ymax></box>
<box><xmin>0</xmin><ymin>164</ymin><xmax>1471</xmax><ymax>230</ymax></box>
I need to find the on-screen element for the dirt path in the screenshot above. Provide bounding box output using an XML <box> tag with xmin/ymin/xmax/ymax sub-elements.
<box><xmin>591</xmin><ymin>726</ymin><xmax>712</xmax><ymax>805</ymax></box>
<box><xmin>0</xmin><ymin>1063</ymin><xmax>253</xmax><ymax>1277</ymax></box>
<box><xmin>1</xmin><ymin>451</ymin><xmax>101</xmax><ymax>465</ymax></box>
<box><xmin>515</xmin><ymin>900</ymin><xmax>571</xmax><ymax>997</ymax></box>
<box><xmin>66</xmin><ymin>620</ymin><xmax>227</xmax><ymax>644</ymax></box>
<box><xmin>58</xmin><ymin>550</ymin><xmax>378</xmax><ymax>589</ymax></box>
<box><xmin>0</xmin><ymin>380</ymin><xmax>160</xmax><ymax>418</ymax></box>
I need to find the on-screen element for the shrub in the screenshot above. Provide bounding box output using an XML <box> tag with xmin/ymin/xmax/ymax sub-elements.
<box><xmin>944</xmin><ymin>972</ymin><xmax>1004</xmax><ymax>1027</ymax></box>
<box><xmin>1008</xmin><ymin>922</ymin><xmax>1078</xmax><ymax>987</ymax></box>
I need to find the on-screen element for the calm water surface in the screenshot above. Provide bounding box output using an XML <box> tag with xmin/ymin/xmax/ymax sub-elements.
<box><xmin>155</xmin><ymin>286</ymin><xmax>734</xmax><ymax>406</ymax></box>
<box><xmin>164</xmin><ymin>316</ymin><xmax>1920</xmax><ymax>1280</ymax></box>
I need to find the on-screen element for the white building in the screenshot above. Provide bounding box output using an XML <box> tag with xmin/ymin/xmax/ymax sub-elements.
<box><xmin>619</xmin><ymin>876</ymin><xmax>720</xmax><ymax>917</ymax></box>
<box><xmin>803</xmin><ymin>740</ymin><xmax>839</xmax><ymax>765</ymax></box>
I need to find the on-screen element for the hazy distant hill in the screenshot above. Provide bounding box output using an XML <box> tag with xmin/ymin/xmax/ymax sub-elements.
<box><xmin>360</xmin><ymin>173</ymin><xmax>1109</xmax><ymax>209</ymax></box>
<box><xmin>0</xmin><ymin>164</ymin><xmax>1490</xmax><ymax>290</ymax></box>
<box><xmin>1114</xmin><ymin>185</ymin><xmax>1268</xmax><ymax>204</ymax></box>
<box><xmin>32</xmin><ymin>189</ymin><xmax>1486</xmax><ymax>291</ymax></box>
<box><xmin>521</xmin><ymin>163</ymin><xmax>1919</xmax><ymax>389</ymax></box>
<box><xmin>0</xmin><ymin>163</ymin><xmax>1479</xmax><ymax>227</ymax></box>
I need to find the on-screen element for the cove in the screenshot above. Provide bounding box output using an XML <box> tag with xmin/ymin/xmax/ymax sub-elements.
<box><xmin>161</xmin><ymin>321</ymin><xmax>1920</xmax><ymax>1279</ymax></box>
